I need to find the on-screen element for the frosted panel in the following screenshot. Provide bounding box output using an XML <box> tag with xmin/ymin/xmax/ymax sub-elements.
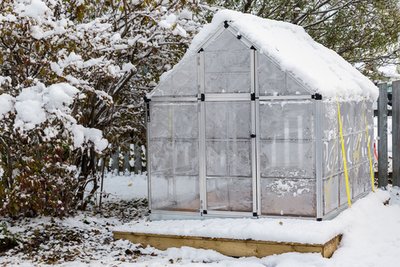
<box><xmin>259</xmin><ymin>101</ymin><xmax>314</xmax><ymax>140</ymax></box>
<box><xmin>175</xmin><ymin>141</ymin><xmax>198</xmax><ymax>176</ymax></box>
<box><xmin>204</xmin><ymin>30</ymin><xmax>250</xmax><ymax>93</ymax></box>
<box><xmin>151</xmin><ymin>175</ymin><xmax>200</xmax><ymax>211</ymax></box>
<box><xmin>258</xmin><ymin>56</ymin><xmax>285</xmax><ymax>95</ymax></box>
<box><xmin>260</xmin><ymin>140</ymin><xmax>314</xmax><ymax>178</ymax></box>
<box><xmin>205</xmin><ymin>30</ymin><xmax>248</xmax><ymax>51</ymax></box>
<box><xmin>152</xmin><ymin>55</ymin><xmax>198</xmax><ymax>96</ymax></box>
<box><xmin>206</xmin><ymin>140</ymin><xmax>251</xmax><ymax>177</ymax></box>
<box><xmin>339</xmin><ymin>172</ymin><xmax>352</xmax><ymax>206</ymax></box>
<box><xmin>323</xmin><ymin>175</ymin><xmax>339</xmax><ymax>214</ymax></box>
<box><xmin>323</xmin><ymin>138</ymin><xmax>339</xmax><ymax>178</ymax></box>
<box><xmin>206</xmin><ymin>102</ymin><xmax>251</xmax><ymax>139</ymax></box>
<box><xmin>205</xmin><ymin>100</ymin><xmax>253</xmax><ymax>212</ymax></box>
<box><xmin>207</xmin><ymin>178</ymin><xmax>252</xmax><ymax>212</ymax></box>
<box><xmin>257</xmin><ymin>53</ymin><xmax>310</xmax><ymax>96</ymax></box>
<box><xmin>149</xmin><ymin>102</ymin><xmax>199</xmax><ymax>212</ymax></box>
<box><xmin>150</xmin><ymin>103</ymin><xmax>198</xmax><ymax>139</ymax></box>
<box><xmin>205</xmin><ymin>51</ymin><xmax>250</xmax><ymax>74</ymax></box>
<box><xmin>206</xmin><ymin>141</ymin><xmax>228</xmax><ymax>176</ymax></box>
<box><xmin>149</xmin><ymin>140</ymin><xmax>173</xmax><ymax>175</ymax></box>
<box><xmin>322</xmin><ymin>102</ymin><xmax>338</xmax><ymax>140</ymax></box>
<box><xmin>351</xmin><ymin>165</ymin><xmax>364</xmax><ymax>197</ymax></box>
<box><xmin>174</xmin><ymin>103</ymin><xmax>198</xmax><ymax>139</ymax></box>
<box><xmin>228</xmin><ymin>141</ymin><xmax>252</xmax><ymax>177</ymax></box>
<box><xmin>205</xmin><ymin>102</ymin><xmax>252</xmax><ymax>177</ymax></box>
<box><xmin>349</xmin><ymin>133</ymin><xmax>364</xmax><ymax>166</ymax></box>
<box><xmin>205</xmin><ymin>72</ymin><xmax>250</xmax><ymax>93</ymax></box>
<box><xmin>149</xmin><ymin>104</ymin><xmax>173</xmax><ymax>139</ymax></box>
<box><xmin>260</xmin><ymin>178</ymin><xmax>316</xmax><ymax>216</ymax></box>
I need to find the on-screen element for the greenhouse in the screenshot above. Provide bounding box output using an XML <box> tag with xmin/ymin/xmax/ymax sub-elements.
<box><xmin>145</xmin><ymin>10</ymin><xmax>378</xmax><ymax>220</ymax></box>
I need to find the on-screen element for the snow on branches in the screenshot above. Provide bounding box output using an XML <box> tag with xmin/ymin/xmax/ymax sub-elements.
<box><xmin>0</xmin><ymin>0</ymin><xmax>206</xmax><ymax>216</ymax></box>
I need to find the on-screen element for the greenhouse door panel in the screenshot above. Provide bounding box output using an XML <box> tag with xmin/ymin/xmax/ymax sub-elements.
<box><xmin>204</xmin><ymin>101</ymin><xmax>255</xmax><ymax>214</ymax></box>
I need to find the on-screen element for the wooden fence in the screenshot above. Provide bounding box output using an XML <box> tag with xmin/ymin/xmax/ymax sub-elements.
<box><xmin>377</xmin><ymin>81</ymin><xmax>400</xmax><ymax>187</ymax></box>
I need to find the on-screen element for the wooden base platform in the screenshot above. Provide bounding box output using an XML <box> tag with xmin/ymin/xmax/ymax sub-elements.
<box><xmin>113</xmin><ymin>231</ymin><xmax>342</xmax><ymax>258</ymax></box>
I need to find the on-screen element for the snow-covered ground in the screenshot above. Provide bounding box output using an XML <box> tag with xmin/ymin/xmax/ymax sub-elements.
<box><xmin>1</xmin><ymin>173</ymin><xmax>400</xmax><ymax>267</ymax></box>
<box><xmin>101</xmin><ymin>173</ymin><xmax>148</xmax><ymax>200</ymax></box>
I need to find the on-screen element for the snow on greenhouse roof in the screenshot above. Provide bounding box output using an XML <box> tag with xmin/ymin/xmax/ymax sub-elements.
<box><xmin>178</xmin><ymin>10</ymin><xmax>378</xmax><ymax>100</ymax></box>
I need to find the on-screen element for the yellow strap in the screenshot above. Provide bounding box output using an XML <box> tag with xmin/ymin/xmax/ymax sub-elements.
<box><xmin>336</xmin><ymin>99</ymin><xmax>352</xmax><ymax>207</ymax></box>
<box><xmin>363</xmin><ymin>103</ymin><xmax>375</xmax><ymax>192</ymax></box>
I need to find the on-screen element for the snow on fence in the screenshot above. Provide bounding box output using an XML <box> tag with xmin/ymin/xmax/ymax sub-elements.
<box><xmin>376</xmin><ymin>81</ymin><xmax>400</xmax><ymax>187</ymax></box>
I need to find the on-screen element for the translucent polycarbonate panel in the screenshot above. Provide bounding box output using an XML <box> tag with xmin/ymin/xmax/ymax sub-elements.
<box><xmin>149</xmin><ymin>102</ymin><xmax>199</xmax><ymax>212</ymax></box>
<box><xmin>149</xmin><ymin>140</ymin><xmax>173</xmax><ymax>175</ymax></box>
<box><xmin>205</xmin><ymin>102</ymin><xmax>251</xmax><ymax>139</ymax></box>
<box><xmin>150</xmin><ymin>175</ymin><xmax>200</xmax><ymax>211</ymax></box>
<box><xmin>151</xmin><ymin>55</ymin><xmax>198</xmax><ymax>97</ymax></box>
<box><xmin>174</xmin><ymin>104</ymin><xmax>199</xmax><ymax>139</ymax></box>
<box><xmin>339</xmin><ymin>172</ymin><xmax>352</xmax><ymax>206</ymax></box>
<box><xmin>338</xmin><ymin>135</ymin><xmax>352</xmax><ymax>172</ymax></box>
<box><xmin>204</xmin><ymin>30</ymin><xmax>250</xmax><ymax>93</ymax></box>
<box><xmin>257</xmin><ymin>53</ymin><xmax>310</xmax><ymax>96</ymax></box>
<box><xmin>205</xmin><ymin>29</ymin><xmax>248</xmax><ymax>52</ymax></box>
<box><xmin>348</xmin><ymin>132</ymin><xmax>364</xmax><ymax>167</ymax></box>
<box><xmin>205</xmin><ymin>72</ymin><xmax>250</xmax><ymax>93</ymax></box>
<box><xmin>149</xmin><ymin>104</ymin><xmax>173</xmax><ymax>139</ymax></box>
<box><xmin>323</xmin><ymin>138</ymin><xmax>339</xmax><ymax>178</ymax></box>
<box><xmin>323</xmin><ymin>175</ymin><xmax>339</xmax><ymax>214</ymax></box>
<box><xmin>175</xmin><ymin>141</ymin><xmax>198</xmax><ymax>176</ymax></box>
<box><xmin>205</xmin><ymin>51</ymin><xmax>250</xmax><ymax>74</ymax></box>
<box><xmin>260</xmin><ymin>140</ymin><xmax>314</xmax><ymax>178</ymax></box>
<box><xmin>259</xmin><ymin>101</ymin><xmax>314</xmax><ymax>140</ymax></box>
<box><xmin>206</xmin><ymin>140</ymin><xmax>251</xmax><ymax>177</ymax></box>
<box><xmin>149</xmin><ymin>102</ymin><xmax>198</xmax><ymax>139</ymax></box>
<box><xmin>341</xmin><ymin>101</ymin><xmax>356</xmax><ymax>135</ymax></box>
<box><xmin>206</xmin><ymin>178</ymin><xmax>252</xmax><ymax>212</ymax></box>
<box><xmin>322</xmin><ymin>101</ymin><xmax>338</xmax><ymax>140</ymax></box>
<box><xmin>205</xmin><ymin>101</ymin><xmax>252</xmax><ymax>177</ymax></box>
<box><xmin>361</xmin><ymin>162</ymin><xmax>372</xmax><ymax>192</ymax></box>
<box><xmin>351</xmin><ymin>164</ymin><xmax>365</xmax><ymax>198</ymax></box>
<box><xmin>353</xmin><ymin>102</ymin><xmax>365</xmax><ymax>132</ymax></box>
<box><xmin>260</xmin><ymin>178</ymin><xmax>316</xmax><ymax>216</ymax></box>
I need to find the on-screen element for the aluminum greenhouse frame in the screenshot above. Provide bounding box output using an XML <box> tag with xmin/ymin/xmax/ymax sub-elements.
<box><xmin>145</xmin><ymin>12</ymin><xmax>376</xmax><ymax>221</ymax></box>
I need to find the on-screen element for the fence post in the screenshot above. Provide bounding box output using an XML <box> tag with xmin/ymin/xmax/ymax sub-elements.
<box><xmin>123</xmin><ymin>151</ymin><xmax>131</xmax><ymax>173</ymax></box>
<box><xmin>392</xmin><ymin>81</ymin><xmax>400</xmax><ymax>187</ymax></box>
<box><xmin>378</xmin><ymin>83</ymin><xmax>388</xmax><ymax>188</ymax></box>
<box><xmin>134</xmin><ymin>144</ymin><xmax>142</xmax><ymax>174</ymax></box>
<box><xmin>111</xmin><ymin>147</ymin><xmax>119</xmax><ymax>173</ymax></box>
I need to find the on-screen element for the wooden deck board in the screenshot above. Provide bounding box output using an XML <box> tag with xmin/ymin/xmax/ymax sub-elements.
<box><xmin>113</xmin><ymin>231</ymin><xmax>341</xmax><ymax>258</ymax></box>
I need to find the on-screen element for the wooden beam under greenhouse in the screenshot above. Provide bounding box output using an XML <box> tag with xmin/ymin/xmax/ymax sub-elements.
<box><xmin>113</xmin><ymin>231</ymin><xmax>342</xmax><ymax>258</ymax></box>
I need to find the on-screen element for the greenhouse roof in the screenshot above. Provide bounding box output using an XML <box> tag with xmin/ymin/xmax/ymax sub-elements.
<box><xmin>161</xmin><ymin>10</ymin><xmax>378</xmax><ymax>101</ymax></box>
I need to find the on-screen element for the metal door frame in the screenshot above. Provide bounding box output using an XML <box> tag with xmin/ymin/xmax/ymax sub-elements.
<box><xmin>198</xmin><ymin>48</ymin><xmax>257</xmax><ymax>217</ymax></box>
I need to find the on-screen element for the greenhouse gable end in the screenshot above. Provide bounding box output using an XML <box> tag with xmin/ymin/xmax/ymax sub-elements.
<box><xmin>145</xmin><ymin>10</ymin><xmax>378</xmax><ymax>220</ymax></box>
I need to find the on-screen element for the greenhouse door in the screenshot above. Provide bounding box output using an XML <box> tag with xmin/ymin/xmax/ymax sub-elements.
<box><xmin>198</xmin><ymin>29</ymin><xmax>257</xmax><ymax>216</ymax></box>
<box><xmin>201</xmin><ymin>97</ymin><xmax>256</xmax><ymax>215</ymax></box>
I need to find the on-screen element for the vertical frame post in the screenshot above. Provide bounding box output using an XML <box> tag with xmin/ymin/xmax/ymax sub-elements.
<box><xmin>392</xmin><ymin>81</ymin><xmax>400</xmax><ymax>187</ymax></box>
<box><xmin>145</xmin><ymin>98</ymin><xmax>152</xmax><ymax>212</ymax></box>
<box><xmin>254</xmin><ymin>50</ymin><xmax>261</xmax><ymax>216</ymax></box>
<box><xmin>250</xmin><ymin>48</ymin><xmax>258</xmax><ymax>216</ymax></box>
<box><xmin>315</xmin><ymin>99</ymin><xmax>323</xmax><ymax>220</ymax></box>
<box><xmin>378</xmin><ymin>83</ymin><xmax>388</xmax><ymax>188</ymax></box>
<box><xmin>198</xmin><ymin>50</ymin><xmax>207</xmax><ymax>214</ymax></box>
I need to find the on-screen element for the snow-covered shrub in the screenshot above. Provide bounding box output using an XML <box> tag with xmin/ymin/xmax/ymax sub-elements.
<box><xmin>0</xmin><ymin>83</ymin><xmax>108</xmax><ymax>217</ymax></box>
<box><xmin>0</xmin><ymin>0</ymin><xmax>207</xmax><ymax>216</ymax></box>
